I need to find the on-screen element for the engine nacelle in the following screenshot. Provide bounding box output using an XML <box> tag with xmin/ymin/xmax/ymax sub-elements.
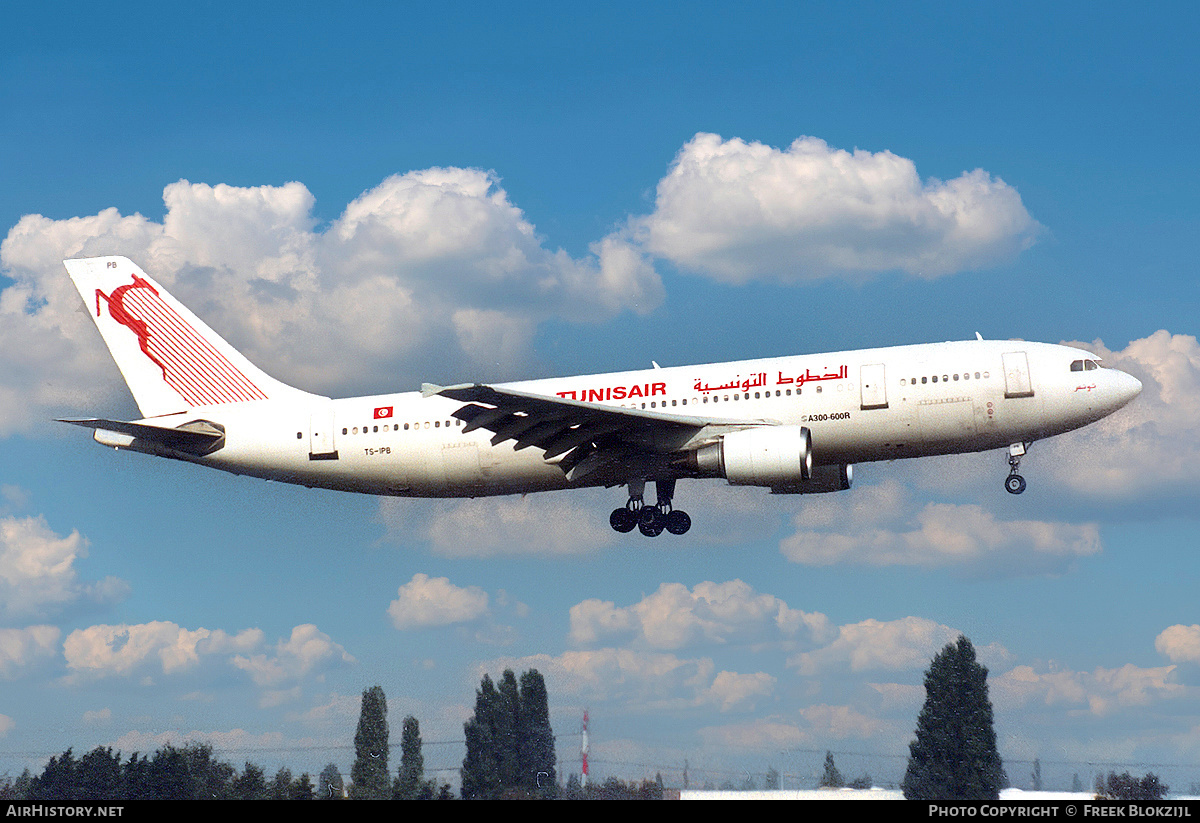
<box><xmin>770</xmin><ymin>463</ymin><xmax>853</xmax><ymax>495</ymax></box>
<box><xmin>693</xmin><ymin>425</ymin><xmax>813</xmax><ymax>487</ymax></box>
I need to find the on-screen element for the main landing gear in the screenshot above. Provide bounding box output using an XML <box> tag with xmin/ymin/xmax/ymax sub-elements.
<box><xmin>609</xmin><ymin>478</ymin><xmax>691</xmax><ymax>536</ymax></box>
<box><xmin>1005</xmin><ymin>442</ymin><xmax>1028</xmax><ymax>495</ymax></box>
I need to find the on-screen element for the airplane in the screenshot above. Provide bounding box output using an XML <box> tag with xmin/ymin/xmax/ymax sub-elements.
<box><xmin>59</xmin><ymin>256</ymin><xmax>1142</xmax><ymax>537</ymax></box>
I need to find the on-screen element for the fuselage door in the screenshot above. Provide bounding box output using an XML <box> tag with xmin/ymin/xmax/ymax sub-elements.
<box><xmin>309</xmin><ymin>405</ymin><xmax>339</xmax><ymax>460</ymax></box>
<box><xmin>860</xmin><ymin>363</ymin><xmax>888</xmax><ymax>410</ymax></box>
<box><xmin>1002</xmin><ymin>352</ymin><xmax>1035</xmax><ymax>398</ymax></box>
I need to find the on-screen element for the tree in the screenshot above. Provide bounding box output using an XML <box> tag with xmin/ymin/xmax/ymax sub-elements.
<box><xmin>77</xmin><ymin>747</ymin><xmax>122</xmax><ymax>801</ymax></box>
<box><xmin>902</xmin><ymin>635</ymin><xmax>1007</xmax><ymax>800</ymax></box>
<box><xmin>1031</xmin><ymin>757</ymin><xmax>1043</xmax><ymax>791</ymax></box>
<box><xmin>1095</xmin><ymin>771</ymin><xmax>1168</xmax><ymax>801</ymax></box>
<box><xmin>394</xmin><ymin>715</ymin><xmax>427</xmax><ymax>799</ymax></box>
<box><xmin>292</xmin><ymin>773</ymin><xmax>315</xmax><ymax>800</ymax></box>
<box><xmin>350</xmin><ymin>685</ymin><xmax>390</xmax><ymax>799</ymax></box>
<box><xmin>231</xmin><ymin>762</ymin><xmax>268</xmax><ymax>801</ymax></box>
<box><xmin>461</xmin><ymin>674</ymin><xmax>502</xmax><ymax>799</ymax></box>
<box><xmin>495</xmin><ymin>669</ymin><xmax>522</xmax><ymax>790</ymax></box>
<box><xmin>849</xmin><ymin>773</ymin><xmax>873</xmax><ymax>790</ymax></box>
<box><xmin>270</xmin><ymin>767</ymin><xmax>294</xmax><ymax>800</ymax></box>
<box><xmin>764</xmin><ymin>766</ymin><xmax>780</xmax><ymax>790</ymax></box>
<box><xmin>121</xmin><ymin>753</ymin><xmax>151</xmax><ymax>800</ymax></box>
<box><xmin>318</xmin><ymin>763</ymin><xmax>344</xmax><ymax>800</ymax></box>
<box><xmin>518</xmin><ymin>669</ymin><xmax>556</xmax><ymax>797</ymax></box>
<box><xmin>29</xmin><ymin>749</ymin><xmax>78</xmax><ymax>801</ymax></box>
<box><xmin>820</xmin><ymin>750</ymin><xmax>844</xmax><ymax>788</ymax></box>
<box><xmin>461</xmin><ymin>668</ymin><xmax>556</xmax><ymax>798</ymax></box>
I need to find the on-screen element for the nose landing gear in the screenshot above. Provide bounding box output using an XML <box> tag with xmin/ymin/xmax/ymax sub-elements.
<box><xmin>1005</xmin><ymin>442</ymin><xmax>1028</xmax><ymax>495</ymax></box>
<box><xmin>610</xmin><ymin>478</ymin><xmax>691</xmax><ymax>536</ymax></box>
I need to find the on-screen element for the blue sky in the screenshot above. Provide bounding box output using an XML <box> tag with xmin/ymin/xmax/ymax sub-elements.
<box><xmin>2</xmin><ymin>1</ymin><xmax>1200</xmax><ymax>792</ymax></box>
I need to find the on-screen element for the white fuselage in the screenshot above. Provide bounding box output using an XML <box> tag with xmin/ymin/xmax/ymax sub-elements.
<box><xmin>129</xmin><ymin>338</ymin><xmax>1141</xmax><ymax>499</ymax></box>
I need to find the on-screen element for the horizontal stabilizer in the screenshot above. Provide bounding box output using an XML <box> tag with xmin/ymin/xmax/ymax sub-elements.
<box><xmin>57</xmin><ymin>418</ymin><xmax>225</xmax><ymax>455</ymax></box>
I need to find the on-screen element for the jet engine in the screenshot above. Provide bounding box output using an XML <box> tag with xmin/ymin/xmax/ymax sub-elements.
<box><xmin>692</xmin><ymin>425</ymin><xmax>813</xmax><ymax>487</ymax></box>
<box><xmin>770</xmin><ymin>463</ymin><xmax>853</xmax><ymax>495</ymax></box>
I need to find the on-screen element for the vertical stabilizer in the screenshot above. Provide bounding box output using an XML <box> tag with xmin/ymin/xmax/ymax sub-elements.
<box><xmin>64</xmin><ymin>256</ymin><xmax>314</xmax><ymax>417</ymax></box>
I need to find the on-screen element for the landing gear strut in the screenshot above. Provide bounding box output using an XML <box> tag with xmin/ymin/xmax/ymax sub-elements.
<box><xmin>610</xmin><ymin>478</ymin><xmax>691</xmax><ymax>536</ymax></box>
<box><xmin>1005</xmin><ymin>443</ymin><xmax>1028</xmax><ymax>495</ymax></box>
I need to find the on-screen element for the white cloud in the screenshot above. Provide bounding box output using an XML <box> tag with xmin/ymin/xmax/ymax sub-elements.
<box><xmin>1155</xmin><ymin>624</ymin><xmax>1200</xmax><ymax>664</ymax></box>
<box><xmin>992</xmin><ymin>661</ymin><xmax>1185</xmax><ymax>717</ymax></box>
<box><xmin>569</xmin><ymin>579</ymin><xmax>833</xmax><ymax>650</ymax></box>
<box><xmin>789</xmin><ymin>616</ymin><xmax>967</xmax><ymax>676</ymax></box>
<box><xmin>59</xmin><ymin>620</ymin><xmax>353</xmax><ymax>697</ymax></box>
<box><xmin>629</xmin><ymin>133</ymin><xmax>1041</xmax><ymax>284</ymax></box>
<box><xmin>778</xmin><ymin>479</ymin><xmax>1101</xmax><ymax>576</ymax></box>
<box><xmin>696</xmin><ymin>706</ymin><xmax>895</xmax><ymax>754</ymax></box>
<box><xmin>0</xmin><ymin>515</ymin><xmax>128</xmax><ymax>621</ymax></box>
<box><xmin>379</xmin><ymin>489</ymin><xmax>617</xmax><ymax>557</ymax></box>
<box><xmin>510</xmin><ymin>647</ymin><xmax>772</xmax><ymax>713</ymax></box>
<box><xmin>62</xmin><ymin>621</ymin><xmax>263</xmax><ymax>682</ymax></box>
<box><xmin>229</xmin><ymin>624</ymin><xmax>355</xmax><ymax>693</ymax></box>
<box><xmin>0</xmin><ymin>625</ymin><xmax>60</xmax><ymax>678</ymax></box>
<box><xmin>0</xmin><ymin>172</ymin><xmax>662</xmax><ymax>434</ymax></box>
<box><xmin>705</xmin><ymin>669</ymin><xmax>777</xmax><ymax>712</ymax></box>
<box><xmin>1044</xmin><ymin>331</ymin><xmax>1200</xmax><ymax>499</ymax></box>
<box><xmin>387</xmin><ymin>573</ymin><xmax>490</xmax><ymax>630</ymax></box>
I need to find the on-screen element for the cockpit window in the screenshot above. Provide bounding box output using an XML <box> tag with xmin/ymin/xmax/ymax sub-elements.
<box><xmin>1070</xmin><ymin>359</ymin><xmax>1101</xmax><ymax>372</ymax></box>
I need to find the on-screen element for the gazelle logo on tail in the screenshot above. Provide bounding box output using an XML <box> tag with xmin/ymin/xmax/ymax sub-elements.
<box><xmin>94</xmin><ymin>272</ymin><xmax>268</xmax><ymax>407</ymax></box>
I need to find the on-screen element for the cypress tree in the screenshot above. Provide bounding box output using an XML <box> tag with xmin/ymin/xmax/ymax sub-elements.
<box><xmin>518</xmin><ymin>669</ymin><xmax>556</xmax><ymax>797</ymax></box>
<box><xmin>461</xmin><ymin>674</ymin><xmax>502</xmax><ymax>799</ymax></box>
<box><xmin>820</xmin><ymin>751</ymin><xmax>844</xmax><ymax>788</ymax></box>
<box><xmin>903</xmin><ymin>635</ymin><xmax>1006</xmax><ymax>800</ymax></box>
<box><xmin>350</xmin><ymin>685</ymin><xmax>390</xmax><ymax>799</ymax></box>
<box><xmin>394</xmin><ymin>715</ymin><xmax>426</xmax><ymax>799</ymax></box>
<box><xmin>495</xmin><ymin>669</ymin><xmax>522</xmax><ymax>789</ymax></box>
<box><xmin>462</xmin><ymin>669</ymin><xmax>557</xmax><ymax>798</ymax></box>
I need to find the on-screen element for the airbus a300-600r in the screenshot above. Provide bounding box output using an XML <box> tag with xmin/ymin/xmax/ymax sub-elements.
<box><xmin>59</xmin><ymin>257</ymin><xmax>1142</xmax><ymax>537</ymax></box>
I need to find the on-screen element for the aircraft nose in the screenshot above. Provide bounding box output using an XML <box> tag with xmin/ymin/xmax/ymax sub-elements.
<box><xmin>1113</xmin><ymin>369</ymin><xmax>1142</xmax><ymax>408</ymax></box>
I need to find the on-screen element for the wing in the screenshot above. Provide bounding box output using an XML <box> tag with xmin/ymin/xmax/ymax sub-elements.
<box><xmin>423</xmin><ymin>382</ymin><xmax>765</xmax><ymax>483</ymax></box>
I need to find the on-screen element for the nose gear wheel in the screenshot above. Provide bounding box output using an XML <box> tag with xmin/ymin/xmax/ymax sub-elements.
<box><xmin>1005</xmin><ymin>443</ymin><xmax>1028</xmax><ymax>495</ymax></box>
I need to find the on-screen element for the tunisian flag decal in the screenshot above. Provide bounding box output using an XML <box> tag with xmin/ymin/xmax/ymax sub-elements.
<box><xmin>374</xmin><ymin>406</ymin><xmax>393</xmax><ymax>419</ymax></box>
